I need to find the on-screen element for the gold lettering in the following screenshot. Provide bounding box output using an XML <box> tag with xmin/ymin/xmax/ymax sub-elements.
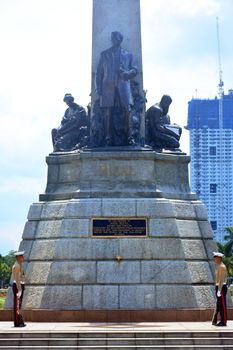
<box><xmin>109</xmin><ymin>165</ymin><xmax>114</xmax><ymax>176</ymax></box>
<box><xmin>99</xmin><ymin>163</ymin><xmax>136</xmax><ymax>177</ymax></box>
<box><xmin>121</xmin><ymin>164</ymin><xmax>128</xmax><ymax>176</ymax></box>
<box><xmin>114</xmin><ymin>165</ymin><xmax>119</xmax><ymax>176</ymax></box>
<box><xmin>121</xmin><ymin>164</ymin><xmax>135</xmax><ymax>176</ymax></box>
<box><xmin>128</xmin><ymin>165</ymin><xmax>136</xmax><ymax>176</ymax></box>
<box><xmin>99</xmin><ymin>163</ymin><xmax>107</xmax><ymax>176</ymax></box>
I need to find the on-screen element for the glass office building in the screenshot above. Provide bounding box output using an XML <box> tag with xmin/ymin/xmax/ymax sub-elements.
<box><xmin>187</xmin><ymin>89</ymin><xmax>233</xmax><ymax>242</ymax></box>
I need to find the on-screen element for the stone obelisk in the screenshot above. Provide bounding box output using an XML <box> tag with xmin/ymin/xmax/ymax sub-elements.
<box><xmin>91</xmin><ymin>0</ymin><xmax>143</xmax><ymax>93</ymax></box>
<box><xmin>91</xmin><ymin>0</ymin><xmax>145</xmax><ymax>139</ymax></box>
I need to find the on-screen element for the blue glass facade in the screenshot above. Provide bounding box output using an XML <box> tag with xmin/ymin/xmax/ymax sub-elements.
<box><xmin>187</xmin><ymin>91</ymin><xmax>233</xmax><ymax>130</ymax></box>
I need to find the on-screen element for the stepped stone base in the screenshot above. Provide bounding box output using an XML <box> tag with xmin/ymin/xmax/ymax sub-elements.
<box><xmin>1</xmin><ymin>308</ymin><xmax>233</xmax><ymax>322</ymax></box>
<box><xmin>5</xmin><ymin>150</ymin><xmax>223</xmax><ymax>312</ymax></box>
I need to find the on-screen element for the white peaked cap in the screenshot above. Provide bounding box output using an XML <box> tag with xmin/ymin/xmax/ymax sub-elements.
<box><xmin>14</xmin><ymin>251</ymin><xmax>25</xmax><ymax>256</ymax></box>
<box><xmin>213</xmin><ymin>251</ymin><xmax>224</xmax><ymax>258</ymax></box>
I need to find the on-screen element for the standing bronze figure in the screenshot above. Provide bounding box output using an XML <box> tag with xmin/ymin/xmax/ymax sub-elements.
<box><xmin>96</xmin><ymin>31</ymin><xmax>138</xmax><ymax>146</ymax></box>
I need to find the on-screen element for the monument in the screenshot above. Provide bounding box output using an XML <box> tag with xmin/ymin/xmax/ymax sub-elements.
<box><xmin>5</xmin><ymin>0</ymin><xmax>222</xmax><ymax>320</ymax></box>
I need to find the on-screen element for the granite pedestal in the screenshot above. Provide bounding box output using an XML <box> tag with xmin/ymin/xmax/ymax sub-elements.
<box><xmin>5</xmin><ymin>150</ymin><xmax>220</xmax><ymax>315</ymax></box>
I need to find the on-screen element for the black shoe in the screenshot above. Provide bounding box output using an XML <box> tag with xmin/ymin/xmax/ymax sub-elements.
<box><xmin>212</xmin><ymin>322</ymin><xmax>217</xmax><ymax>326</ymax></box>
<box><xmin>19</xmin><ymin>323</ymin><xmax>26</xmax><ymax>327</ymax></box>
<box><xmin>216</xmin><ymin>322</ymin><xmax>226</xmax><ymax>327</ymax></box>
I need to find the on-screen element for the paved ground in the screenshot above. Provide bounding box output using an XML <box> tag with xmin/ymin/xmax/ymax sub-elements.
<box><xmin>0</xmin><ymin>322</ymin><xmax>233</xmax><ymax>333</ymax></box>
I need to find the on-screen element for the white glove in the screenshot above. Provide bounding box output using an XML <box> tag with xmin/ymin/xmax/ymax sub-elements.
<box><xmin>217</xmin><ymin>290</ymin><xmax>221</xmax><ymax>297</ymax></box>
<box><xmin>17</xmin><ymin>291</ymin><xmax>22</xmax><ymax>298</ymax></box>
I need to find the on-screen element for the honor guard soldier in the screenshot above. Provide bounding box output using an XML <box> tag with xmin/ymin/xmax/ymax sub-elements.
<box><xmin>212</xmin><ymin>252</ymin><xmax>228</xmax><ymax>326</ymax></box>
<box><xmin>12</xmin><ymin>251</ymin><xmax>26</xmax><ymax>327</ymax></box>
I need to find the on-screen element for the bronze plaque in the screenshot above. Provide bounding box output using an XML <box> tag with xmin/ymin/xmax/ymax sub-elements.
<box><xmin>92</xmin><ymin>218</ymin><xmax>147</xmax><ymax>237</ymax></box>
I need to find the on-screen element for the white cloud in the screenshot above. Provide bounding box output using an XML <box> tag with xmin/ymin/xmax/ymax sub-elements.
<box><xmin>169</xmin><ymin>0</ymin><xmax>220</xmax><ymax>17</ymax></box>
<box><xmin>0</xmin><ymin>176</ymin><xmax>44</xmax><ymax>195</ymax></box>
<box><xmin>0</xmin><ymin>0</ymin><xmax>92</xmax><ymax>166</ymax></box>
<box><xmin>0</xmin><ymin>223</ymin><xmax>23</xmax><ymax>256</ymax></box>
<box><xmin>142</xmin><ymin>0</ymin><xmax>220</xmax><ymax>18</ymax></box>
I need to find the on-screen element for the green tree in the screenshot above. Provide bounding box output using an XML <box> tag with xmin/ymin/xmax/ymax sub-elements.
<box><xmin>3</xmin><ymin>250</ymin><xmax>15</xmax><ymax>268</ymax></box>
<box><xmin>224</xmin><ymin>226</ymin><xmax>233</xmax><ymax>253</ymax></box>
<box><xmin>216</xmin><ymin>242</ymin><xmax>233</xmax><ymax>277</ymax></box>
<box><xmin>0</xmin><ymin>262</ymin><xmax>11</xmax><ymax>288</ymax></box>
<box><xmin>0</xmin><ymin>250</ymin><xmax>16</xmax><ymax>287</ymax></box>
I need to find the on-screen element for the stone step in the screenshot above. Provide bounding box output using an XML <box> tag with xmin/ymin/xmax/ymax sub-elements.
<box><xmin>1</xmin><ymin>337</ymin><xmax>233</xmax><ymax>341</ymax></box>
<box><xmin>1</xmin><ymin>332</ymin><xmax>233</xmax><ymax>337</ymax></box>
<box><xmin>1</xmin><ymin>346</ymin><xmax>233</xmax><ymax>349</ymax></box>
<box><xmin>1</xmin><ymin>337</ymin><xmax>233</xmax><ymax>348</ymax></box>
<box><xmin>0</xmin><ymin>331</ymin><xmax>233</xmax><ymax>349</ymax></box>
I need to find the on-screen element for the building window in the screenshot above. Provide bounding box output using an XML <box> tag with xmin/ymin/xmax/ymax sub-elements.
<box><xmin>210</xmin><ymin>221</ymin><xmax>217</xmax><ymax>230</ymax></box>
<box><xmin>209</xmin><ymin>146</ymin><xmax>216</xmax><ymax>156</ymax></box>
<box><xmin>210</xmin><ymin>183</ymin><xmax>217</xmax><ymax>193</ymax></box>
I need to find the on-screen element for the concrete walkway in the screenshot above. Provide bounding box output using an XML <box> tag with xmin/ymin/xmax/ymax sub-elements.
<box><xmin>0</xmin><ymin>321</ymin><xmax>233</xmax><ymax>333</ymax></box>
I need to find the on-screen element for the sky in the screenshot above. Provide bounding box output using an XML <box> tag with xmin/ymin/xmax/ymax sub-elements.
<box><xmin>0</xmin><ymin>0</ymin><xmax>233</xmax><ymax>255</ymax></box>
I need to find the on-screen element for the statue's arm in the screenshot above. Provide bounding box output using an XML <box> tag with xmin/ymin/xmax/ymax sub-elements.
<box><xmin>60</xmin><ymin>109</ymin><xmax>69</xmax><ymax>125</ymax></box>
<box><xmin>128</xmin><ymin>53</ymin><xmax>138</xmax><ymax>78</ymax></box>
<box><xmin>147</xmin><ymin>106</ymin><xmax>160</xmax><ymax>128</ymax></box>
<box><xmin>96</xmin><ymin>54</ymin><xmax>104</xmax><ymax>95</ymax></box>
<box><xmin>147</xmin><ymin>106</ymin><xmax>171</xmax><ymax>134</ymax></box>
<box><xmin>77</xmin><ymin>106</ymin><xmax>89</xmax><ymax>125</ymax></box>
<box><xmin>120</xmin><ymin>53</ymin><xmax>137</xmax><ymax>81</ymax></box>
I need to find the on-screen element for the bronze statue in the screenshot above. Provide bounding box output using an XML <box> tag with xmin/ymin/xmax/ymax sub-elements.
<box><xmin>90</xmin><ymin>99</ymin><xmax>105</xmax><ymax>147</ymax></box>
<box><xmin>95</xmin><ymin>31</ymin><xmax>138</xmax><ymax>146</ymax></box>
<box><xmin>146</xmin><ymin>95</ymin><xmax>182</xmax><ymax>150</ymax></box>
<box><xmin>52</xmin><ymin>94</ymin><xmax>89</xmax><ymax>152</ymax></box>
<box><xmin>129</xmin><ymin>81</ymin><xmax>146</xmax><ymax>145</ymax></box>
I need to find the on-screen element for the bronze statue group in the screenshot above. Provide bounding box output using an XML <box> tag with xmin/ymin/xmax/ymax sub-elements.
<box><xmin>52</xmin><ymin>31</ymin><xmax>182</xmax><ymax>153</ymax></box>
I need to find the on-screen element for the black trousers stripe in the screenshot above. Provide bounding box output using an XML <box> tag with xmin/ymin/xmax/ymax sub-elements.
<box><xmin>12</xmin><ymin>283</ymin><xmax>25</xmax><ymax>327</ymax></box>
<box><xmin>212</xmin><ymin>285</ymin><xmax>227</xmax><ymax>325</ymax></box>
